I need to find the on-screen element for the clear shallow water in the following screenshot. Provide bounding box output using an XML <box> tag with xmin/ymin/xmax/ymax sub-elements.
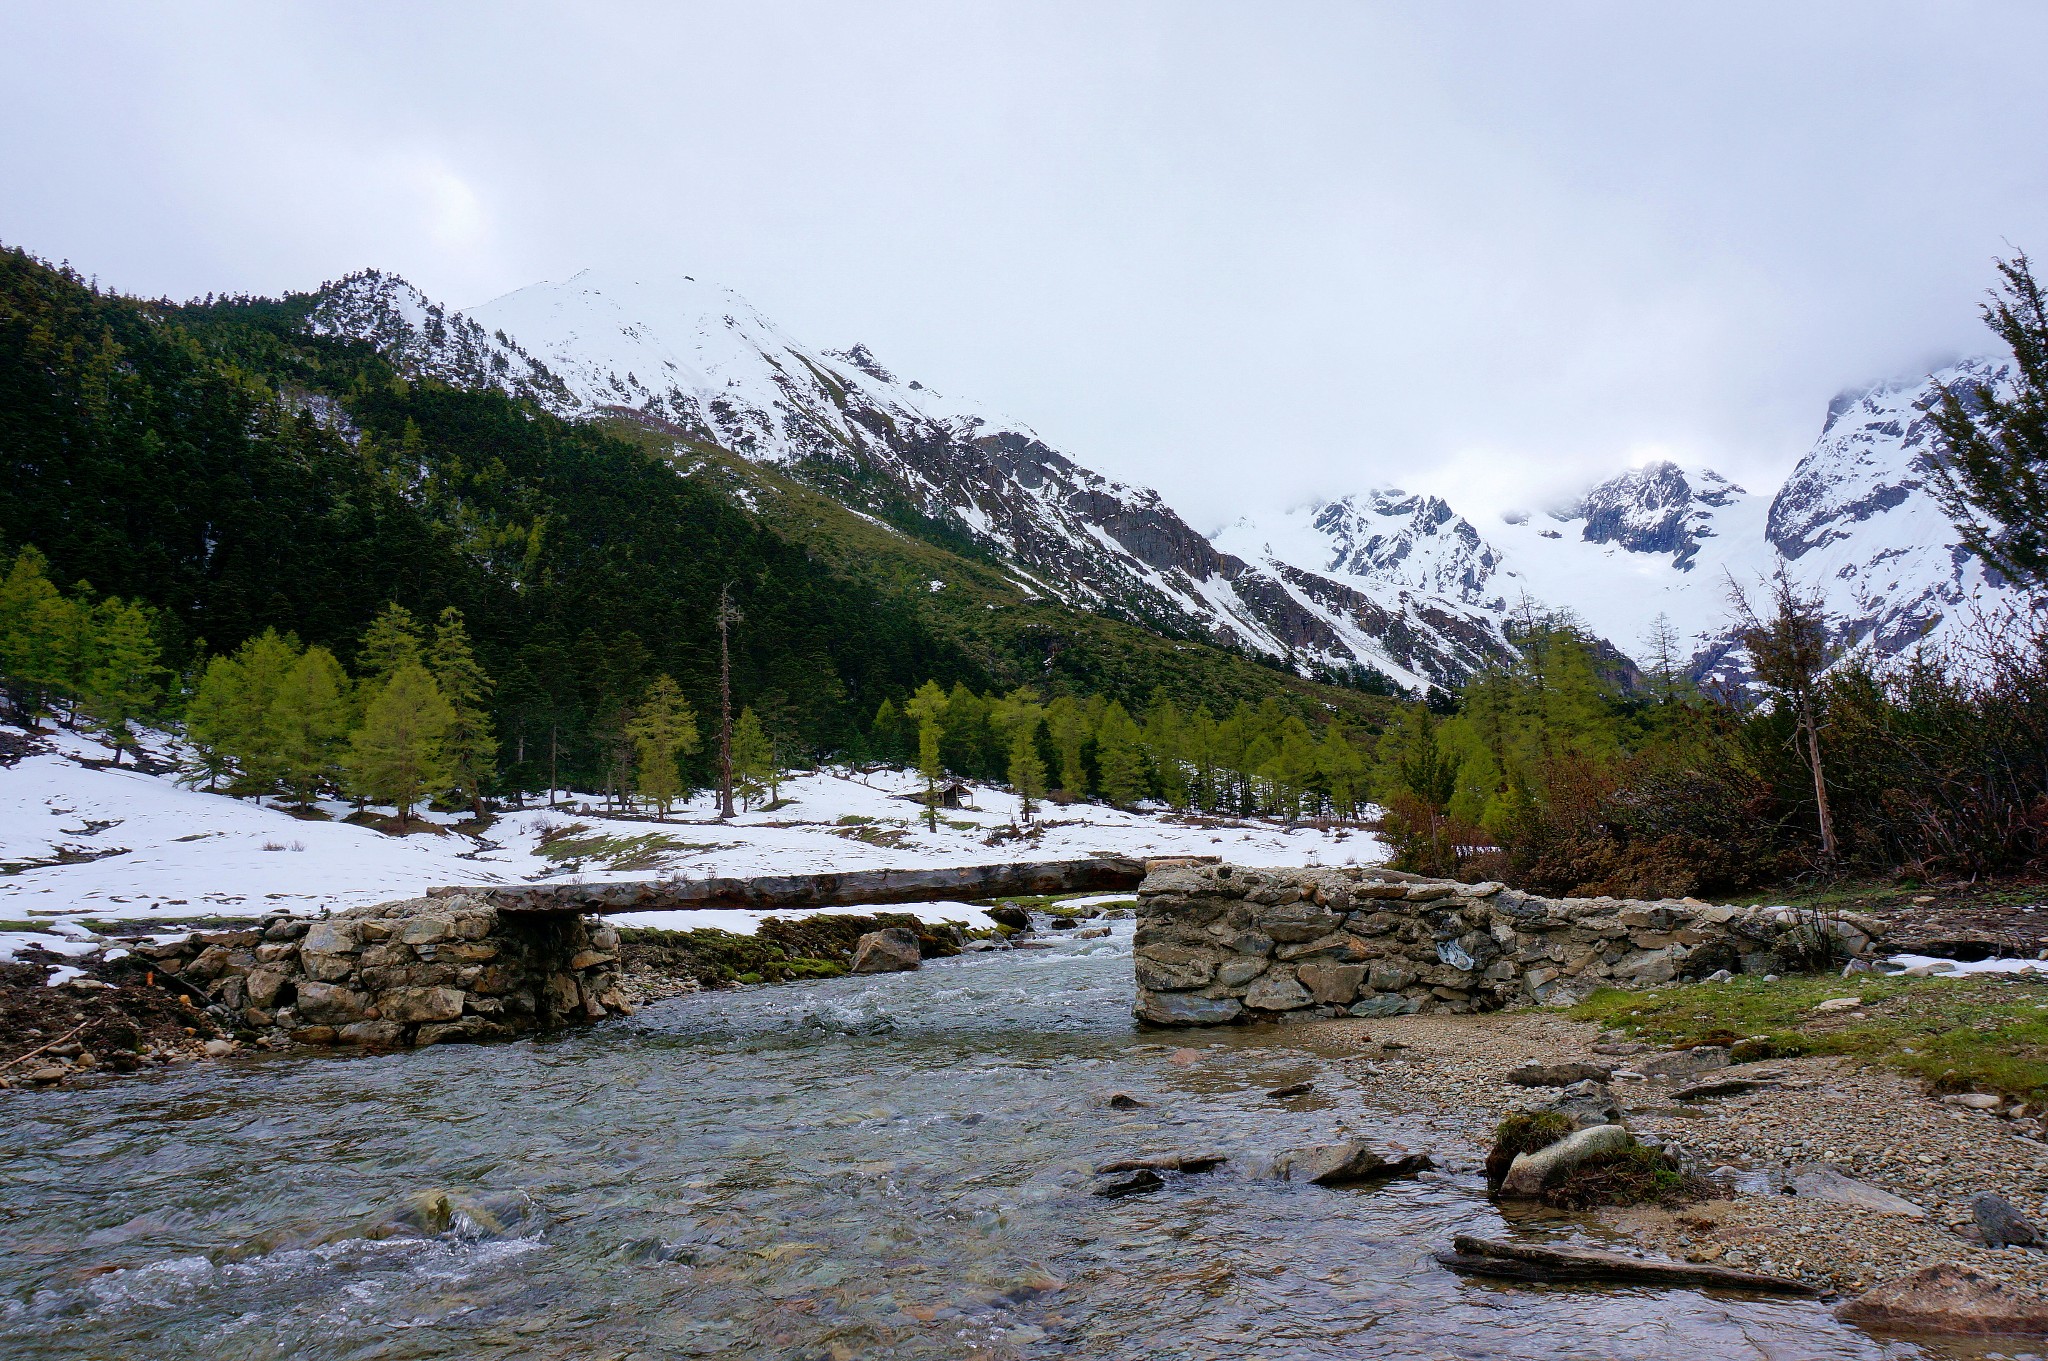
<box><xmin>0</xmin><ymin>925</ymin><xmax>1971</xmax><ymax>1360</ymax></box>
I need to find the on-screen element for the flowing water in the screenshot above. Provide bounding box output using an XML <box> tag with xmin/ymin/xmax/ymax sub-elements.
<box><xmin>0</xmin><ymin>924</ymin><xmax>1998</xmax><ymax>1360</ymax></box>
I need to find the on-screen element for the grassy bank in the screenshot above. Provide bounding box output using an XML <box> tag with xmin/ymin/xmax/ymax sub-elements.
<box><xmin>1569</xmin><ymin>972</ymin><xmax>2048</xmax><ymax>1101</ymax></box>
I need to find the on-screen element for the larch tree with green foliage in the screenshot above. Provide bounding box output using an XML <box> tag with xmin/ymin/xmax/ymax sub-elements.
<box><xmin>183</xmin><ymin>629</ymin><xmax>301</xmax><ymax>797</ymax></box>
<box><xmin>1094</xmin><ymin>701</ymin><xmax>1147</xmax><ymax>808</ymax></box>
<box><xmin>345</xmin><ymin>662</ymin><xmax>454</xmax><ymax>830</ymax></box>
<box><xmin>430</xmin><ymin>606</ymin><xmax>497</xmax><ymax>816</ymax></box>
<box><xmin>624</xmin><ymin>674</ymin><xmax>700</xmax><ymax>817</ymax></box>
<box><xmin>265</xmin><ymin>645</ymin><xmax>350</xmax><ymax>807</ymax></box>
<box><xmin>1929</xmin><ymin>251</ymin><xmax>2048</xmax><ymax>594</ymax></box>
<box><xmin>731</xmin><ymin>705</ymin><xmax>775</xmax><ymax>810</ymax></box>
<box><xmin>904</xmin><ymin>680</ymin><xmax>949</xmax><ymax>831</ymax></box>
<box><xmin>992</xmin><ymin>687</ymin><xmax>1048</xmax><ymax>822</ymax></box>
<box><xmin>0</xmin><ymin>546</ymin><xmax>78</xmax><ymax>728</ymax></box>
<box><xmin>77</xmin><ymin>596</ymin><xmax>162</xmax><ymax>764</ymax></box>
<box><xmin>1044</xmin><ymin>695</ymin><xmax>1091</xmax><ymax>798</ymax></box>
<box><xmin>356</xmin><ymin>603</ymin><xmax>426</xmax><ymax>688</ymax></box>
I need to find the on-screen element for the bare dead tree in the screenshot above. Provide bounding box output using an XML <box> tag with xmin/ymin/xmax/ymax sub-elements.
<box><xmin>1728</xmin><ymin>566</ymin><xmax>1840</xmax><ymax>863</ymax></box>
<box><xmin>716</xmin><ymin>583</ymin><xmax>742</xmax><ymax>821</ymax></box>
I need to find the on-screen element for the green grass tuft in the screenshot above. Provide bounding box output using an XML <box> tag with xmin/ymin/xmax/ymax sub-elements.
<box><xmin>1570</xmin><ymin>972</ymin><xmax>2048</xmax><ymax>1099</ymax></box>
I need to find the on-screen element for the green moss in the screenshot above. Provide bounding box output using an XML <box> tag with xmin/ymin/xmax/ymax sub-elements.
<box><xmin>1542</xmin><ymin>1145</ymin><xmax>1721</xmax><ymax>1210</ymax></box>
<box><xmin>1484</xmin><ymin>1109</ymin><xmax>1575</xmax><ymax>1192</ymax></box>
<box><xmin>618</xmin><ymin>912</ymin><xmax>962</xmax><ymax>989</ymax></box>
<box><xmin>1571</xmin><ymin>972</ymin><xmax>2048</xmax><ymax>1100</ymax></box>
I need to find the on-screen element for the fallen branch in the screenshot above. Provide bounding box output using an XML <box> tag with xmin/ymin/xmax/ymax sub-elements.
<box><xmin>0</xmin><ymin>1020</ymin><xmax>90</xmax><ymax>1072</ymax></box>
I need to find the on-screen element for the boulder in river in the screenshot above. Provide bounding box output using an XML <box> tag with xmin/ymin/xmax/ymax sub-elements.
<box><xmin>1499</xmin><ymin>1124</ymin><xmax>1633</xmax><ymax>1197</ymax></box>
<box><xmin>1092</xmin><ymin>1167</ymin><xmax>1165</xmax><ymax>1198</ymax></box>
<box><xmin>849</xmin><ymin>928</ymin><xmax>922</xmax><ymax>974</ymax></box>
<box><xmin>1279</xmin><ymin>1139</ymin><xmax>1434</xmax><ymax>1186</ymax></box>
<box><xmin>984</xmin><ymin>905</ymin><xmax>1032</xmax><ymax>930</ymax></box>
<box><xmin>1837</xmin><ymin>1263</ymin><xmax>2048</xmax><ymax>1334</ymax></box>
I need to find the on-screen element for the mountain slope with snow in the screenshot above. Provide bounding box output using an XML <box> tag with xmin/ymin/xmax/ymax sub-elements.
<box><xmin>1231</xmin><ymin>358</ymin><xmax>2031</xmax><ymax>682</ymax></box>
<box><xmin>309</xmin><ymin>269</ymin><xmax>1514</xmax><ymax>690</ymax></box>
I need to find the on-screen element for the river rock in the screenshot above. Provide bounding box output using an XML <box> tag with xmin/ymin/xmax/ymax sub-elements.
<box><xmin>1769</xmin><ymin>1162</ymin><xmax>1926</xmax><ymax>1218</ymax></box>
<box><xmin>338</xmin><ymin>1020</ymin><xmax>406</xmax><ymax>1046</ymax></box>
<box><xmin>1134</xmin><ymin>992</ymin><xmax>1243</xmax><ymax>1027</ymax></box>
<box><xmin>1506</xmin><ymin>1060</ymin><xmax>1614</xmax><ymax>1088</ymax></box>
<box><xmin>1094</xmin><ymin>1152</ymin><xmax>1226</xmax><ymax>1174</ymax></box>
<box><xmin>984</xmin><ymin>905</ymin><xmax>1031</xmax><ymax>930</ymax></box>
<box><xmin>850</xmin><ymin>927</ymin><xmax>923</xmax><ymax>974</ymax></box>
<box><xmin>1546</xmin><ymin>1079</ymin><xmax>1622</xmax><ymax>1128</ymax></box>
<box><xmin>1974</xmin><ymin>1192</ymin><xmax>2040</xmax><ymax>1248</ymax></box>
<box><xmin>1093</xmin><ymin>1168</ymin><xmax>1165</xmax><ymax>1198</ymax></box>
<box><xmin>1347</xmin><ymin>993</ymin><xmax>1418</xmax><ymax>1018</ymax></box>
<box><xmin>1638</xmin><ymin>1047</ymin><xmax>1730</xmax><ymax>1078</ymax></box>
<box><xmin>1280</xmin><ymin>1139</ymin><xmax>1434</xmax><ymax>1185</ymax></box>
<box><xmin>1837</xmin><ymin>1264</ymin><xmax>2048</xmax><ymax>1334</ymax></box>
<box><xmin>1499</xmin><ymin>1123</ymin><xmax>1632</xmax><ymax>1197</ymax></box>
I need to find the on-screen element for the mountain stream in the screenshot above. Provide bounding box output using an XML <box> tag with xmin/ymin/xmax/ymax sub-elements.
<box><xmin>0</xmin><ymin>922</ymin><xmax>1985</xmax><ymax>1359</ymax></box>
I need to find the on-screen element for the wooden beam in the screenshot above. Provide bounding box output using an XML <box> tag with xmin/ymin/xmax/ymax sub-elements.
<box><xmin>430</xmin><ymin>855</ymin><xmax>1150</xmax><ymax>915</ymax></box>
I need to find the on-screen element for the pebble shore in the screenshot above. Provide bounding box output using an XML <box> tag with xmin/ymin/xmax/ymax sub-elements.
<box><xmin>1336</xmin><ymin>1011</ymin><xmax>2048</xmax><ymax>1299</ymax></box>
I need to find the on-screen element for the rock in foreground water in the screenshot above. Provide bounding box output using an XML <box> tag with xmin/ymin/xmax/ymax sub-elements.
<box><xmin>1836</xmin><ymin>1263</ymin><xmax>2048</xmax><ymax>1334</ymax></box>
<box><xmin>849</xmin><ymin>927</ymin><xmax>922</xmax><ymax>974</ymax></box>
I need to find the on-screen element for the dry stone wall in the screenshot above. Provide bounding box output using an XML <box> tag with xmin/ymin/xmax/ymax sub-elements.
<box><xmin>1133</xmin><ymin>863</ymin><xmax>1884</xmax><ymax>1027</ymax></box>
<box><xmin>138</xmin><ymin>894</ymin><xmax>632</xmax><ymax>1048</ymax></box>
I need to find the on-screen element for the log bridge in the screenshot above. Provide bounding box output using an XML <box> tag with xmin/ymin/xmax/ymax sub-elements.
<box><xmin>426</xmin><ymin>855</ymin><xmax>1152</xmax><ymax>915</ymax></box>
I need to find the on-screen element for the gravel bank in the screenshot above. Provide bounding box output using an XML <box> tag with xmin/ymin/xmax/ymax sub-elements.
<box><xmin>1334</xmin><ymin>1010</ymin><xmax>2048</xmax><ymax>1298</ymax></box>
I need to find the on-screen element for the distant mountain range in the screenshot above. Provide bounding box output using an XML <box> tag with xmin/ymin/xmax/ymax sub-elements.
<box><xmin>311</xmin><ymin>269</ymin><xmax>2026</xmax><ymax>690</ymax></box>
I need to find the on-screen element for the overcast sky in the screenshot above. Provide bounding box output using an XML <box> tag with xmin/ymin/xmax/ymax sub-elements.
<box><xmin>6</xmin><ymin>2</ymin><xmax>2045</xmax><ymax>530</ymax></box>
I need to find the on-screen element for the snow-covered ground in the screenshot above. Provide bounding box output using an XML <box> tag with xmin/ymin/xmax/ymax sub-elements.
<box><xmin>0</xmin><ymin>726</ymin><xmax>1385</xmax><ymax>959</ymax></box>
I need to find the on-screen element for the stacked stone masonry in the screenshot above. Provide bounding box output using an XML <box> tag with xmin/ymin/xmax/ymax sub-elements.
<box><xmin>137</xmin><ymin>894</ymin><xmax>632</xmax><ymax>1047</ymax></box>
<box><xmin>1133</xmin><ymin>863</ymin><xmax>1885</xmax><ymax>1027</ymax></box>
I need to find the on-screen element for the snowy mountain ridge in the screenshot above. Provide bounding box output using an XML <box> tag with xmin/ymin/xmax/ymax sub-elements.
<box><xmin>1229</xmin><ymin>359</ymin><xmax>2027</xmax><ymax>681</ymax></box>
<box><xmin>309</xmin><ymin>268</ymin><xmax>2030</xmax><ymax>692</ymax></box>
<box><xmin>309</xmin><ymin>269</ymin><xmax>1513</xmax><ymax>691</ymax></box>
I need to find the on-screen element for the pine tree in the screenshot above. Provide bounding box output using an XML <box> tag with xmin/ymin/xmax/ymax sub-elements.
<box><xmin>265</xmin><ymin>645</ymin><xmax>350</xmax><ymax>807</ymax></box>
<box><xmin>1928</xmin><ymin>252</ymin><xmax>2048</xmax><ymax>592</ymax></box>
<box><xmin>356</xmin><ymin>603</ymin><xmax>426</xmax><ymax>687</ymax></box>
<box><xmin>625</xmin><ymin>674</ymin><xmax>700</xmax><ymax>817</ymax></box>
<box><xmin>78</xmin><ymin>596</ymin><xmax>162</xmax><ymax>763</ymax></box>
<box><xmin>1094</xmin><ymin>701</ymin><xmax>1147</xmax><ymax>808</ymax></box>
<box><xmin>731</xmin><ymin>706</ymin><xmax>775</xmax><ymax>810</ymax></box>
<box><xmin>992</xmin><ymin>687</ymin><xmax>1048</xmax><ymax>821</ymax></box>
<box><xmin>904</xmin><ymin>680</ymin><xmax>949</xmax><ymax>831</ymax></box>
<box><xmin>430</xmin><ymin>606</ymin><xmax>497</xmax><ymax>817</ymax></box>
<box><xmin>1143</xmin><ymin>693</ymin><xmax>1191</xmax><ymax>810</ymax></box>
<box><xmin>345</xmin><ymin>662</ymin><xmax>454</xmax><ymax>830</ymax></box>
<box><xmin>0</xmin><ymin>546</ymin><xmax>79</xmax><ymax>728</ymax></box>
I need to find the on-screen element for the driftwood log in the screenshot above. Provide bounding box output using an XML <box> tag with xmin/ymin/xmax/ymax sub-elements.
<box><xmin>1435</xmin><ymin>1236</ymin><xmax>1816</xmax><ymax>1295</ymax></box>
<box><xmin>429</xmin><ymin>856</ymin><xmax>1151</xmax><ymax>915</ymax></box>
